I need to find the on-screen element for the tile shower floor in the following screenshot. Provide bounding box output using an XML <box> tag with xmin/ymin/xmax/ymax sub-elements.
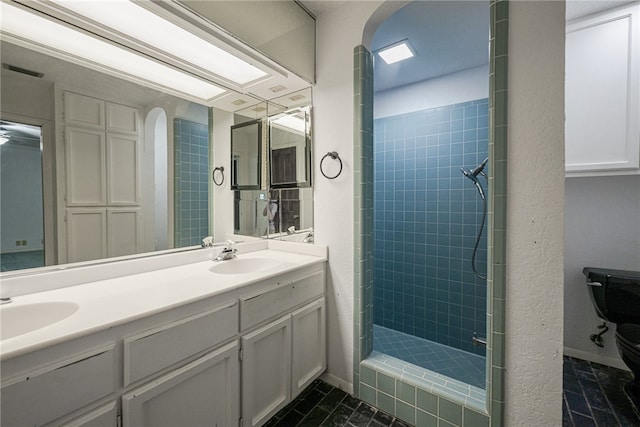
<box><xmin>373</xmin><ymin>325</ymin><xmax>486</xmax><ymax>389</ymax></box>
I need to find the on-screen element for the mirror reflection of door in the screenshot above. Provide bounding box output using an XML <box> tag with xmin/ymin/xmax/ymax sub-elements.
<box><xmin>271</xmin><ymin>147</ymin><xmax>300</xmax><ymax>232</ymax></box>
<box><xmin>0</xmin><ymin>120</ymin><xmax>45</xmax><ymax>271</ymax></box>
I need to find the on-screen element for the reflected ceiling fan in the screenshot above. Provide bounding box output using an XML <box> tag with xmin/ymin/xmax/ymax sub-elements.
<box><xmin>0</xmin><ymin>121</ymin><xmax>41</xmax><ymax>148</ymax></box>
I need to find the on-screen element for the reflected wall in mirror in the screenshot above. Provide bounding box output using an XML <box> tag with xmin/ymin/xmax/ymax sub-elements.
<box><xmin>0</xmin><ymin>120</ymin><xmax>45</xmax><ymax>271</ymax></box>
<box><xmin>269</xmin><ymin>88</ymin><xmax>312</xmax><ymax>188</ymax></box>
<box><xmin>230</xmin><ymin>120</ymin><xmax>262</xmax><ymax>190</ymax></box>
<box><xmin>230</xmin><ymin>88</ymin><xmax>314</xmax><ymax>242</ymax></box>
<box><xmin>0</xmin><ymin>41</ymin><xmax>214</xmax><ymax>271</ymax></box>
<box><xmin>233</xmin><ymin>188</ymin><xmax>313</xmax><ymax>241</ymax></box>
<box><xmin>269</xmin><ymin>107</ymin><xmax>311</xmax><ymax>188</ymax></box>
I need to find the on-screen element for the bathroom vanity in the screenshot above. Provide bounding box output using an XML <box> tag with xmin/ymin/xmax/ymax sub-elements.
<box><xmin>0</xmin><ymin>241</ymin><xmax>327</xmax><ymax>427</ymax></box>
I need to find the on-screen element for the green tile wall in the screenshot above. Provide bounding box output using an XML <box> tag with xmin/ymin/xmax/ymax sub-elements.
<box><xmin>353</xmin><ymin>1</ymin><xmax>508</xmax><ymax>426</ymax></box>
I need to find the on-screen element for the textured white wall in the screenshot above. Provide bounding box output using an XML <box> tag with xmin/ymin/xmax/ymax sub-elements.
<box><xmin>374</xmin><ymin>65</ymin><xmax>489</xmax><ymax>119</ymax></box>
<box><xmin>505</xmin><ymin>1</ymin><xmax>565</xmax><ymax>425</ymax></box>
<box><xmin>314</xmin><ymin>0</ymin><xmax>387</xmax><ymax>391</ymax></box>
<box><xmin>564</xmin><ymin>175</ymin><xmax>640</xmax><ymax>368</ymax></box>
<box><xmin>212</xmin><ymin>108</ymin><xmax>234</xmax><ymax>242</ymax></box>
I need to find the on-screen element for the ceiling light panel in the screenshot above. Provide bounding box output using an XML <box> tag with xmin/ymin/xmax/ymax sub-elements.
<box><xmin>378</xmin><ymin>40</ymin><xmax>415</xmax><ymax>65</ymax></box>
<box><xmin>0</xmin><ymin>2</ymin><xmax>225</xmax><ymax>100</ymax></box>
<box><xmin>49</xmin><ymin>0</ymin><xmax>268</xmax><ymax>86</ymax></box>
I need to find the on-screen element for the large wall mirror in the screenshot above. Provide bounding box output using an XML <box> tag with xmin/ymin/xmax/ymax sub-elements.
<box><xmin>0</xmin><ymin>0</ymin><xmax>312</xmax><ymax>273</ymax></box>
<box><xmin>232</xmin><ymin>88</ymin><xmax>313</xmax><ymax>241</ymax></box>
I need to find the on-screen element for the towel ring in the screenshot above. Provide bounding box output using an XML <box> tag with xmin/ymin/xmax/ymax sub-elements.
<box><xmin>212</xmin><ymin>166</ymin><xmax>224</xmax><ymax>186</ymax></box>
<box><xmin>320</xmin><ymin>151</ymin><xmax>342</xmax><ymax>180</ymax></box>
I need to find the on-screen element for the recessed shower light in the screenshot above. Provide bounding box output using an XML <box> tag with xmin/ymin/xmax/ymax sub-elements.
<box><xmin>377</xmin><ymin>40</ymin><xmax>415</xmax><ymax>64</ymax></box>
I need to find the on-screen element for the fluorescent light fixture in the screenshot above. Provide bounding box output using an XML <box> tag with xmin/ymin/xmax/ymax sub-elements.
<box><xmin>377</xmin><ymin>40</ymin><xmax>415</xmax><ymax>64</ymax></box>
<box><xmin>1</xmin><ymin>2</ymin><xmax>225</xmax><ymax>100</ymax></box>
<box><xmin>50</xmin><ymin>0</ymin><xmax>268</xmax><ymax>85</ymax></box>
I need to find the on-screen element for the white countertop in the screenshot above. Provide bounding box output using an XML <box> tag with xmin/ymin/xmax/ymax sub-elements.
<box><xmin>0</xmin><ymin>243</ymin><xmax>326</xmax><ymax>361</ymax></box>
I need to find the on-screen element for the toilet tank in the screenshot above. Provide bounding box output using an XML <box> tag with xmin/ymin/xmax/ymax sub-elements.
<box><xmin>583</xmin><ymin>267</ymin><xmax>640</xmax><ymax>325</ymax></box>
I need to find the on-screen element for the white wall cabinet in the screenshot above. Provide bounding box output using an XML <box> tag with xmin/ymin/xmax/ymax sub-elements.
<box><xmin>65</xmin><ymin>127</ymin><xmax>107</xmax><ymax>205</ymax></box>
<box><xmin>107</xmin><ymin>208</ymin><xmax>141</xmax><ymax>258</ymax></box>
<box><xmin>62</xmin><ymin>91</ymin><xmax>141</xmax><ymax>262</ymax></box>
<box><xmin>565</xmin><ymin>3</ymin><xmax>640</xmax><ymax>176</ymax></box>
<box><xmin>66</xmin><ymin>208</ymin><xmax>108</xmax><ymax>262</ymax></box>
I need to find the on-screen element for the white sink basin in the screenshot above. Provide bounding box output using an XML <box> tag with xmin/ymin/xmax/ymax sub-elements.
<box><xmin>1</xmin><ymin>301</ymin><xmax>79</xmax><ymax>340</ymax></box>
<box><xmin>209</xmin><ymin>257</ymin><xmax>286</xmax><ymax>275</ymax></box>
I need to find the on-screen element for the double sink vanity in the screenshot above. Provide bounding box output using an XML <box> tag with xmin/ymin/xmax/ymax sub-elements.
<box><xmin>0</xmin><ymin>240</ymin><xmax>327</xmax><ymax>427</ymax></box>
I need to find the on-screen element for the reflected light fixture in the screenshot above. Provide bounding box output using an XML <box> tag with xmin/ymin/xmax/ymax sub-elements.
<box><xmin>272</xmin><ymin>114</ymin><xmax>306</xmax><ymax>134</ymax></box>
<box><xmin>377</xmin><ymin>40</ymin><xmax>415</xmax><ymax>64</ymax></box>
<box><xmin>0</xmin><ymin>2</ymin><xmax>226</xmax><ymax>101</ymax></box>
<box><xmin>49</xmin><ymin>0</ymin><xmax>268</xmax><ymax>85</ymax></box>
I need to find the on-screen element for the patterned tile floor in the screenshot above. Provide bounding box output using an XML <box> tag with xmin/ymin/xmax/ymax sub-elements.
<box><xmin>373</xmin><ymin>325</ymin><xmax>486</xmax><ymax>389</ymax></box>
<box><xmin>272</xmin><ymin>356</ymin><xmax>639</xmax><ymax>427</ymax></box>
<box><xmin>0</xmin><ymin>250</ymin><xmax>44</xmax><ymax>272</ymax></box>
<box><xmin>563</xmin><ymin>356</ymin><xmax>640</xmax><ymax>426</ymax></box>
<box><xmin>266</xmin><ymin>379</ymin><xmax>411</xmax><ymax>427</ymax></box>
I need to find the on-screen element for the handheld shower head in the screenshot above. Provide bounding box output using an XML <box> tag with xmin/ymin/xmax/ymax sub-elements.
<box><xmin>470</xmin><ymin>157</ymin><xmax>488</xmax><ymax>177</ymax></box>
<box><xmin>460</xmin><ymin>157</ymin><xmax>488</xmax><ymax>183</ymax></box>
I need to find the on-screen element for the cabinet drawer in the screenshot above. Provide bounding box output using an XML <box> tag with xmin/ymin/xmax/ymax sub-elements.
<box><xmin>1</xmin><ymin>344</ymin><xmax>116</xmax><ymax>427</ymax></box>
<box><xmin>124</xmin><ymin>301</ymin><xmax>238</xmax><ymax>385</ymax></box>
<box><xmin>241</xmin><ymin>270</ymin><xmax>324</xmax><ymax>331</ymax></box>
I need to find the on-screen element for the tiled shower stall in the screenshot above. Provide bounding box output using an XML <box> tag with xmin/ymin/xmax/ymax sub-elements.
<box><xmin>373</xmin><ymin>99</ymin><xmax>489</xmax><ymax>356</ymax></box>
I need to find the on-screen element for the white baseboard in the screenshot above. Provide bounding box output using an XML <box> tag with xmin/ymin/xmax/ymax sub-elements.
<box><xmin>563</xmin><ymin>346</ymin><xmax>629</xmax><ymax>371</ymax></box>
<box><xmin>320</xmin><ymin>372</ymin><xmax>354</xmax><ymax>395</ymax></box>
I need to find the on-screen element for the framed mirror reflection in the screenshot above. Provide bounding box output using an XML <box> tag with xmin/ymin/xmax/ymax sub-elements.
<box><xmin>230</xmin><ymin>119</ymin><xmax>262</xmax><ymax>190</ymax></box>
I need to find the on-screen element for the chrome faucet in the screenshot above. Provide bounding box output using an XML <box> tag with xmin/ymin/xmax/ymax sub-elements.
<box><xmin>214</xmin><ymin>240</ymin><xmax>238</xmax><ymax>261</ymax></box>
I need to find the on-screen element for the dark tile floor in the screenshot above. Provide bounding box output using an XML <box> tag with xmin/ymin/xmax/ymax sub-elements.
<box><xmin>563</xmin><ymin>356</ymin><xmax>640</xmax><ymax>427</ymax></box>
<box><xmin>265</xmin><ymin>379</ymin><xmax>411</xmax><ymax>427</ymax></box>
<box><xmin>270</xmin><ymin>355</ymin><xmax>639</xmax><ymax>427</ymax></box>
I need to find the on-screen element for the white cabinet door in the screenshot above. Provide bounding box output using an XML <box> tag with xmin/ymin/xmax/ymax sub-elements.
<box><xmin>122</xmin><ymin>342</ymin><xmax>240</xmax><ymax>427</ymax></box>
<box><xmin>242</xmin><ymin>315</ymin><xmax>291</xmax><ymax>427</ymax></box>
<box><xmin>66</xmin><ymin>127</ymin><xmax>106</xmax><ymax>205</ymax></box>
<box><xmin>291</xmin><ymin>298</ymin><xmax>326</xmax><ymax>399</ymax></box>
<box><xmin>566</xmin><ymin>3</ymin><xmax>640</xmax><ymax>176</ymax></box>
<box><xmin>106</xmin><ymin>102</ymin><xmax>139</xmax><ymax>134</ymax></box>
<box><xmin>107</xmin><ymin>208</ymin><xmax>141</xmax><ymax>258</ymax></box>
<box><xmin>66</xmin><ymin>208</ymin><xmax>107</xmax><ymax>262</ymax></box>
<box><xmin>107</xmin><ymin>134</ymin><xmax>139</xmax><ymax>205</ymax></box>
<box><xmin>64</xmin><ymin>92</ymin><xmax>105</xmax><ymax>130</ymax></box>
